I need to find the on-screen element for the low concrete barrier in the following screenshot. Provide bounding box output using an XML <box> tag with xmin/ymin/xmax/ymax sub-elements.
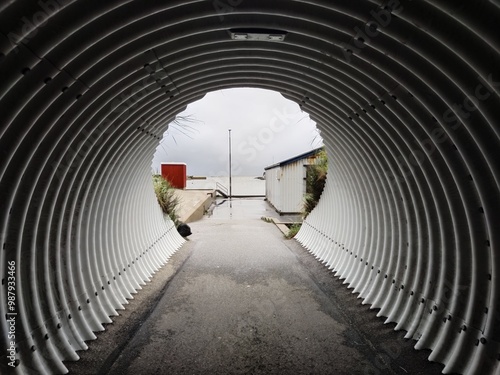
<box><xmin>174</xmin><ymin>190</ymin><xmax>215</xmax><ymax>223</ymax></box>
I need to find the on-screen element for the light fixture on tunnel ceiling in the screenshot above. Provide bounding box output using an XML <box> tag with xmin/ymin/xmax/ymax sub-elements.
<box><xmin>229</xmin><ymin>28</ymin><xmax>287</xmax><ymax>41</ymax></box>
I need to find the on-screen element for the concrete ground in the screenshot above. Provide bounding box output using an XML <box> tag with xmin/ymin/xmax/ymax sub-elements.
<box><xmin>66</xmin><ymin>199</ymin><xmax>446</xmax><ymax>375</ymax></box>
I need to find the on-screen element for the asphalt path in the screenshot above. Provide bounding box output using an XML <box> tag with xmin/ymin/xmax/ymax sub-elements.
<box><xmin>66</xmin><ymin>199</ymin><xmax>446</xmax><ymax>375</ymax></box>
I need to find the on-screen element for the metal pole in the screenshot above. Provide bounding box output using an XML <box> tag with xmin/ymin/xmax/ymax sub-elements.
<box><xmin>228</xmin><ymin>129</ymin><xmax>232</xmax><ymax>199</ymax></box>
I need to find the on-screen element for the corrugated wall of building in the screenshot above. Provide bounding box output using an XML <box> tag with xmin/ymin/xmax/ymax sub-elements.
<box><xmin>266</xmin><ymin>159</ymin><xmax>308</xmax><ymax>214</ymax></box>
<box><xmin>279</xmin><ymin>160</ymin><xmax>307</xmax><ymax>214</ymax></box>
<box><xmin>265</xmin><ymin>166</ymin><xmax>281</xmax><ymax>212</ymax></box>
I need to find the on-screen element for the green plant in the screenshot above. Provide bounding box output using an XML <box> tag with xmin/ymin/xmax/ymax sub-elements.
<box><xmin>285</xmin><ymin>223</ymin><xmax>302</xmax><ymax>239</ymax></box>
<box><xmin>303</xmin><ymin>148</ymin><xmax>328</xmax><ymax>218</ymax></box>
<box><xmin>152</xmin><ymin>174</ymin><xmax>180</xmax><ymax>225</ymax></box>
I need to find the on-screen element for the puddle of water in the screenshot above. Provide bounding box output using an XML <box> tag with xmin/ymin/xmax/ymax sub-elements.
<box><xmin>209</xmin><ymin>198</ymin><xmax>274</xmax><ymax>220</ymax></box>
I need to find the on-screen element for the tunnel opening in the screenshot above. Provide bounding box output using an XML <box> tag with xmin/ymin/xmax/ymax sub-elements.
<box><xmin>152</xmin><ymin>88</ymin><xmax>322</xmax><ymax>178</ymax></box>
<box><xmin>151</xmin><ymin>87</ymin><xmax>324</xmax><ymax>224</ymax></box>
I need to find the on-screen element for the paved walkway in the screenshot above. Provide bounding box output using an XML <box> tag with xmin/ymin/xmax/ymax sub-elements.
<box><xmin>67</xmin><ymin>199</ymin><xmax>445</xmax><ymax>375</ymax></box>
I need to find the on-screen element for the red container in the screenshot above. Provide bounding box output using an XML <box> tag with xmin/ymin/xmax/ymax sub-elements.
<box><xmin>161</xmin><ymin>163</ymin><xmax>187</xmax><ymax>189</ymax></box>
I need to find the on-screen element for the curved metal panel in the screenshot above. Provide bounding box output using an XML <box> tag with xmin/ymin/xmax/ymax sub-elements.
<box><xmin>0</xmin><ymin>1</ymin><xmax>498</xmax><ymax>374</ymax></box>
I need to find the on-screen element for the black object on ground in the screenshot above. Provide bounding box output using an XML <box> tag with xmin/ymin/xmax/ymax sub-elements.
<box><xmin>177</xmin><ymin>222</ymin><xmax>192</xmax><ymax>237</ymax></box>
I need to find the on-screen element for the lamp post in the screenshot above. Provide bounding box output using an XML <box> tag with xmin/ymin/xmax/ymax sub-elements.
<box><xmin>228</xmin><ymin>129</ymin><xmax>232</xmax><ymax>200</ymax></box>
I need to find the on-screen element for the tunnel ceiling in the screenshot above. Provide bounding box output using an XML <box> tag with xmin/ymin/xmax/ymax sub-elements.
<box><xmin>0</xmin><ymin>1</ymin><xmax>499</xmax><ymax>374</ymax></box>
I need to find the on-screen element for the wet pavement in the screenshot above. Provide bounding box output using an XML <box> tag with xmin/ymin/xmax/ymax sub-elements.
<box><xmin>66</xmin><ymin>199</ymin><xmax>445</xmax><ymax>375</ymax></box>
<box><xmin>210</xmin><ymin>197</ymin><xmax>302</xmax><ymax>223</ymax></box>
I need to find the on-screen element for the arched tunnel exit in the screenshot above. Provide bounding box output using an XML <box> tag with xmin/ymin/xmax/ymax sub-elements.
<box><xmin>151</xmin><ymin>88</ymin><xmax>322</xmax><ymax>181</ymax></box>
<box><xmin>0</xmin><ymin>1</ymin><xmax>499</xmax><ymax>374</ymax></box>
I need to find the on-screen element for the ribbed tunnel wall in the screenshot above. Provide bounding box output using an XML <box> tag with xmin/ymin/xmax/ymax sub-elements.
<box><xmin>0</xmin><ymin>1</ymin><xmax>499</xmax><ymax>374</ymax></box>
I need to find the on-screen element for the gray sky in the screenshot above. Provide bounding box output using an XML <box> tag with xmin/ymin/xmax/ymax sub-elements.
<box><xmin>152</xmin><ymin>88</ymin><xmax>322</xmax><ymax>176</ymax></box>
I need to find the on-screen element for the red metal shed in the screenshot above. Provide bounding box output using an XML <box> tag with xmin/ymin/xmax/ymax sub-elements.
<box><xmin>161</xmin><ymin>162</ymin><xmax>187</xmax><ymax>189</ymax></box>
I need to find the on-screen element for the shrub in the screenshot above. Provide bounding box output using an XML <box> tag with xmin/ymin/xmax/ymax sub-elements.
<box><xmin>152</xmin><ymin>174</ymin><xmax>179</xmax><ymax>225</ymax></box>
<box><xmin>286</xmin><ymin>223</ymin><xmax>302</xmax><ymax>239</ymax></box>
<box><xmin>303</xmin><ymin>148</ymin><xmax>328</xmax><ymax>218</ymax></box>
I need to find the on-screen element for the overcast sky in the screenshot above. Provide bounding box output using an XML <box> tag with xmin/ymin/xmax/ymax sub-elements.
<box><xmin>152</xmin><ymin>88</ymin><xmax>322</xmax><ymax>176</ymax></box>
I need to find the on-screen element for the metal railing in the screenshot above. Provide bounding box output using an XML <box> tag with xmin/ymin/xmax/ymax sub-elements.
<box><xmin>215</xmin><ymin>182</ymin><xmax>229</xmax><ymax>198</ymax></box>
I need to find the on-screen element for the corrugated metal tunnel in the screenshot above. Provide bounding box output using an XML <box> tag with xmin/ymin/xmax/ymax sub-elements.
<box><xmin>0</xmin><ymin>1</ymin><xmax>499</xmax><ymax>374</ymax></box>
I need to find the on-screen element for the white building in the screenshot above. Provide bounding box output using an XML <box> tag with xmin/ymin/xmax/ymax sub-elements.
<box><xmin>265</xmin><ymin>148</ymin><xmax>324</xmax><ymax>214</ymax></box>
